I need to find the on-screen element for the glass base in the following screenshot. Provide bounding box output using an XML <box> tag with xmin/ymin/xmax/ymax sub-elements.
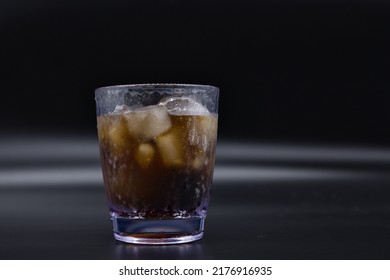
<box><xmin>112</xmin><ymin>216</ymin><xmax>205</xmax><ymax>245</ymax></box>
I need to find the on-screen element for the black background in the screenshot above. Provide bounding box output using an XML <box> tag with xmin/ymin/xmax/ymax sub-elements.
<box><xmin>1</xmin><ymin>0</ymin><xmax>390</xmax><ymax>260</ymax></box>
<box><xmin>1</xmin><ymin>0</ymin><xmax>390</xmax><ymax>145</ymax></box>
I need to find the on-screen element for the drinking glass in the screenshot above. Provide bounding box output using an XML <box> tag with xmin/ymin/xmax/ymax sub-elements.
<box><xmin>95</xmin><ymin>84</ymin><xmax>219</xmax><ymax>244</ymax></box>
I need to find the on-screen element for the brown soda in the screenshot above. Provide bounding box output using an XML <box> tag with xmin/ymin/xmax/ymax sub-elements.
<box><xmin>97</xmin><ymin>109</ymin><xmax>218</xmax><ymax>219</ymax></box>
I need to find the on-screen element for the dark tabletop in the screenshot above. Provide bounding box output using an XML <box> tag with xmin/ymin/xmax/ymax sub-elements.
<box><xmin>1</xmin><ymin>139</ymin><xmax>390</xmax><ymax>260</ymax></box>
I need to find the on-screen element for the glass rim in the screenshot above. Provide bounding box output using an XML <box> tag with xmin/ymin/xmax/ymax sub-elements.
<box><xmin>95</xmin><ymin>83</ymin><xmax>219</xmax><ymax>94</ymax></box>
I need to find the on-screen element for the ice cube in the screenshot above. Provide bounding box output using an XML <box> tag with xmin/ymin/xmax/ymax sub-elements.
<box><xmin>123</xmin><ymin>105</ymin><xmax>172</xmax><ymax>140</ymax></box>
<box><xmin>135</xmin><ymin>143</ymin><xmax>155</xmax><ymax>169</ymax></box>
<box><xmin>107</xmin><ymin>116</ymin><xmax>130</xmax><ymax>149</ymax></box>
<box><xmin>187</xmin><ymin>115</ymin><xmax>217</xmax><ymax>152</ymax></box>
<box><xmin>159</xmin><ymin>96</ymin><xmax>209</xmax><ymax>115</ymax></box>
<box><xmin>192</xmin><ymin>156</ymin><xmax>205</xmax><ymax>169</ymax></box>
<box><xmin>113</xmin><ymin>104</ymin><xmax>144</xmax><ymax>114</ymax></box>
<box><xmin>113</xmin><ymin>105</ymin><xmax>130</xmax><ymax>113</ymax></box>
<box><xmin>156</xmin><ymin>131</ymin><xmax>183</xmax><ymax>167</ymax></box>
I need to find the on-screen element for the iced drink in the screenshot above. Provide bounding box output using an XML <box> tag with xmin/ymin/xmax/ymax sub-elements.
<box><xmin>95</xmin><ymin>85</ymin><xmax>219</xmax><ymax>244</ymax></box>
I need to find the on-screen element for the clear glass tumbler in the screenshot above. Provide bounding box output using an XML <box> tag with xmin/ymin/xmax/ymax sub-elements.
<box><xmin>95</xmin><ymin>84</ymin><xmax>219</xmax><ymax>244</ymax></box>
